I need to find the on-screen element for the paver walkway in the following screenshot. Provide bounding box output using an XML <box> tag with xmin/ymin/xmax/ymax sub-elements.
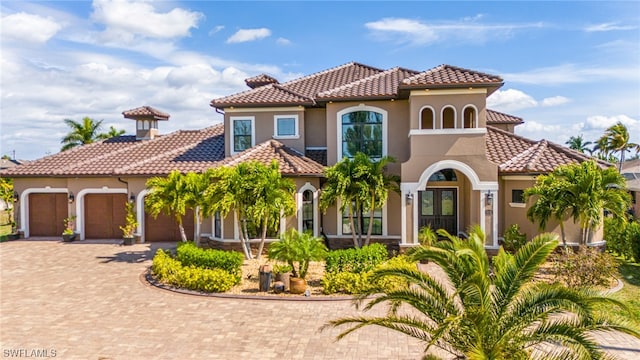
<box><xmin>1</xmin><ymin>239</ymin><xmax>639</xmax><ymax>360</ymax></box>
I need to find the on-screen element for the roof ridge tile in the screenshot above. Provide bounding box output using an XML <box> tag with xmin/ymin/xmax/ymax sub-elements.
<box><xmin>280</xmin><ymin>62</ymin><xmax>383</xmax><ymax>88</ymax></box>
<box><xmin>317</xmin><ymin>66</ymin><xmax>419</xmax><ymax>97</ymax></box>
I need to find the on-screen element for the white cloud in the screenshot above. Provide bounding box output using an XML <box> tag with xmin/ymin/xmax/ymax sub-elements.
<box><xmin>585</xmin><ymin>114</ymin><xmax>640</xmax><ymax>130</ymax></box>
<box><xmin>541</xmin><ymin>96</ymin><xmax>570</xmax><ymax>107</ymax></box>
<box><xmin>487</xmin><ymin>89</ymin><xmax>538</xmax><ymax>112</ymax></box>
<box><xmin>1</xmin><ymin>12</ymin><xmax>63</xmax><ymax>43</ymax></box>
<box><xmin>276</xmin><ymin>37</ymin><xmax>292</xmax><ymax>46</ymax></box>
<box><xmin>226</xmin><ymin>28</ymin><xmax>272</xmax><ymax>43</ymax></box>
<box><xmin>208</xmin><ymin>25</ymin><xmax>225</xmax><ymax>36</ymax></box>
<box><xmin>365</xmin><ymin>17</ymin><xmax>543</xmax><ymax>45</ymax></box>
<box><xmin>584</xmin><ymin>22</ymin><xmax>637</xmax><ymax>32</ymax></box>
<box><xmin>91</xmin><ymin>0</ymin><xmax>203</xmax><ymax>39</ymax></box>
<box><xmin>503</xmin><ymin>64</ymin><xmax>640</xmax><ymax>85</ymax></box>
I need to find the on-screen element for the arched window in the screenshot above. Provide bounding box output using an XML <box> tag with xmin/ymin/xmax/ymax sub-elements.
<box><xmin>420</xmin><ymin>106</ymin><xmax>434</xmax><ymax>129</ymax></box>
<box><xmin>302</xmin><ymin>190</ymin><xmax>314</xmax><ymax>233</ymax></box>
<box><xmin>442</xmin><ymin>107</ymin><xmax>455</xmax><ymax>129</ymax></box>
<box><xmin>463</xmin><ymin>106</ymin><xmax>477</xmax><ymax>128</ymax></box>
<box><xmin>428</xmin><ymin>169</ymin><xmax>458</xmax><ymax>182</ymax></box>
<box><xmin>341</xmin><ymin>110</ymin><xmax>383</xmax><ymax>158</ymax></box>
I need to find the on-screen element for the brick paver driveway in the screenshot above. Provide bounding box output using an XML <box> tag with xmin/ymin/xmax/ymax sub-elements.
<box><xmin>1</xmin><ymin>240</ymin><xmax>639</xmax><ymax>360</ymax></box>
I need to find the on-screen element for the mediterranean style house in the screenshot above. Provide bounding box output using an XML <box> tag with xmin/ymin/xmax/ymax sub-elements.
<box><xmin>1</xmin><ymin>62</ymin><xmax>604</xmax><ymax>248</ymax></box>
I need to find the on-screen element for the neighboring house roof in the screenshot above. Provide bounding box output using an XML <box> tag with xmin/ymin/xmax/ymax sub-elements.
<box><xmin>122</xmin><ymin>106</ymin><xmax>170</xmax><ymax>120</ymax></box>
<box><xmin>220</xmin><ymin>140</ymin><xmax>324</xmax><ymax>176</ymax></box>
<box><xmin>400</xmin><ymin>64</ymin><xmax>503</xmax><ymax>90</ymax></box>
<box><xmin>621</xmin><ymin>159</ymin><xmax>640</xmax><ymax>191</ymax></box>
<box><xmin>0</xmin><ymin>124</ymin><xmax>324</xmax><ymax>178</ymax></box>
<box><xmin>317</xmin><ymin>67</ymin><xmax>420</xmax><ymax>101</ymax></box>
<box><xmin>486</xmin><ymin>126</ymin><xmax>609</xmax><ymax>174</ymax></box>
<box><xmin>486</xmin><ymin>109</ymin><xmax>524</xmax><ymax>125</ymax></box>
<box><xmin>0</xmin><ymin>158</ymin><xmax>27</xmax><ymax>170</ymax></box>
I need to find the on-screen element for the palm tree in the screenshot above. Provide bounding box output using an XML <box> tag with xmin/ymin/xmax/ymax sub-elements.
<box><xmin>60</xmin><ymin>117</ymin><xmax>104</xmax><ymax>151</ymax></box>
<box><xmin>320</xmin><ymin>153</ymin><xmax>398</xmax><ymax>248</ymax></box>
<box><xmin>98</xmin><ymin>126</ymin><xmax>126</xmax><ymax>140</ymax></box>
<box><xmin>325</xmin><ymin>228</ymin><xmax>640</xmax><ymax>359</ymax></box>
<box><xmin>565</xmin><ymin>135</ymin><xmax>592</xmax><ymax>154</ymax></box>
<box><xmin>183</xmin><ymin>171</ymin><xmax>213</xmax><ymax>247</ymax></box>
<box><xmin>524</xmin><ymin>173</ymin><xmax>572</xmax><ymax>244</ymax></box>
<box><xmin>145</xmin><ymin>170</ymin><xmax>190</xmax><ymax>242</ymax></box>
<box><xmin>598</xmin><ymin>122</ymin><xmax>640</xmax><ymax>171</ymax></box>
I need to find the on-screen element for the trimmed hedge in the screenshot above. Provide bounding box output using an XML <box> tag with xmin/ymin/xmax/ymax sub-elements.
<box><xmin>323</xmin><ymin>255</ymin><xmax>414</xmax><ymax>295</ymax></box>
<box><xmin>324</xmin><ymin>243</ymin><xmax>388</xmax><ymax>274</ymax></box>
<box><xmin>176</xmin><ymin>241</ymin><xmax>244</xmax><ymax>277</ymax></box>
<box><xmin>604</xmin><ymin>217</ymin><xmax>640</xmax><ymax>262</ymax></box>
<box><xmin>152</xmin><ymin>249</ymin><xmax>238</xmax><ymax>293</ymax></box>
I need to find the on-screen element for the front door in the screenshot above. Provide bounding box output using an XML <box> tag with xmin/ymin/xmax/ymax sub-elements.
<box><xmin>419</xmin><ymin>188</ymin><xmax>457</xmax><ymax>235</ymax></box>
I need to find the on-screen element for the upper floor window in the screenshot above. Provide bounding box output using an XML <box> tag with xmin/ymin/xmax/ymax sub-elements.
<box><xmin>274</xmin><ymin>115</ymin><xmax>299</xmax><ymax>139</ymax></box>
<box><xmin>420</xmin><ymin>106</ymin><xmax>435</xmax><ymax>129</ymax></box>
<box><xmin>341</xmin><ymin>110</ymin><xmax>383</xmax><ymax>158</ymax></box>
<box><xmin>463</xmin><ymin>106</ymin><xmax>477</xmax><ymax>128</ymax></box>
<box><xmin>442</xmin><ymin>106</ymin><xmax>455</xmax><ymax>129</ymax></box>
<box><xmin>231</xmin><ymin>116</ymin><xmax>254</xmax><ymax>153</ymax></box>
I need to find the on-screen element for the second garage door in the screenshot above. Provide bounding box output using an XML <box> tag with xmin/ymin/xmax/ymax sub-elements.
<box><xmin>145</xmin><ymin>210</ymin><xmax>195</xmax><ymax>242</ymax></box>
<box><xmin>84</xmin><ymin>194</ymin><xmax>127</xmax><ymax>239</ymax></box>
<box><xmin>29</xmin><ymin>193</ymin><xmax>68</xmax><ymax>236</ymax></box>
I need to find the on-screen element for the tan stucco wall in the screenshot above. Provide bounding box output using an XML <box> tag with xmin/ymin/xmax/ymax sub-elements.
<box><xmin>304</xmin><ymin>108</ymin><xmax>327</xmax><ymax>148</ymax></box>
<box><xmin>409</xmin><ymin>91</ymin><xmax>487</xmax><ymax>130</ymax></box>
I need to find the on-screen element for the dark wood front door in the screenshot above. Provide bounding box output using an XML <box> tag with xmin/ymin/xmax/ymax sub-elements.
<box><xmin>419</xmin><ymin>188</ymin><xmax>457</xmax><ymax>235</ymax></box>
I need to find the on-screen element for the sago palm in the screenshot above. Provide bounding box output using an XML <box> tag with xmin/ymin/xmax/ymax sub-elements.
<box><xmin>325</xmin><ymin>228</ymin><xmax>639</xmax><ymax>359</ymax></box>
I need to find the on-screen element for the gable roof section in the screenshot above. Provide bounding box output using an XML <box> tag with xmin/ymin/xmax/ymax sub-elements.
<box><xmin>486</xmin><ymin>109</ymin><xmax>524</xmax><ymax>125</ymax></box>
<box><xmin>317</xmin><ymin>67</ymin><xmax>420</xmax><ymax>101</ymax></box>
<box><xmin>2</xmin><ymin>125</ymin><xmax>225</xmax><ymax>177</ymax></box>
<box><xmin>219</xmin><ymin>140</ymin><xmax>324</xmax><ymax>176</ymax></box>
<box><xmin>401</xmin><ymin>64</ymin><xmax>503</xmax><ymax>89</ymax></box>
<box><xmin>211</xmin><ymin>62</ymin><xmax>383</xmax><ymax>108</ymax></box>
<box><xmin>486</xmin><ymin>126</ymin><xmax>609</xmax><ymax>174</ymax></box>
<box><xmin>245</xmin><ymin>73</ymin><xmax>279</xmax><ymax>89</ymax></box>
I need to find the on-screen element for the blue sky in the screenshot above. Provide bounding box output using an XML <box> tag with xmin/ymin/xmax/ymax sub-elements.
<box><xmin>1</xmin><ymin>0</ymin><xmax>639</xmax><ymax>160</ymax></box>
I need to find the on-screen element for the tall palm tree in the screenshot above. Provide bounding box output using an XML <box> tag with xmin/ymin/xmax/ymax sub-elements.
<box><xmin>565</xmin><ymin>135</ymin><xmax>593</xmax><ymax>154</ymax></box>
<box><xmin>598</xmin><ymin>122</ymin><xmax>640</xmax><ymax>171</ymax></box>
<box><xmin>145</xmin><ymin>170</ymin><xmax>190</xmax><ymax>242</ymax></box>
<box><xmin>325</xmin><ymin>228</ymin><xmax>640</xmax><ymax>359</ymax></box>
<box><xmin>98</xmin><ymin>126</ymin><xmax>126</xmax><ymax>140</ymax></box>
<box><xmin>60</xmin><ymin>117</ymin><xmax>104</xmax><ymax>151</ymax></box>
<box><xmin>183</xmin><ymin>171</ymin><xmax>213</xmax><ymax>247</ymax></box>
<box><xmin>524</xmin><ymin>172</ymin><xmax>571</xmax><ymax>244</ymax></box>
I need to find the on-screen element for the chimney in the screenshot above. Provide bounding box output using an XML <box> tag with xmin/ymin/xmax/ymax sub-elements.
<box><xmin>122</xmin><ymin>106</ymin><xmax>170</xmax><ymax>140</ymax></box>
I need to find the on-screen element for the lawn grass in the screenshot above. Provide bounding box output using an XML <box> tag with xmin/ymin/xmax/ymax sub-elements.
<box><xmin>609</xmin><ymin>261</ymin><xmax>640</xmax><ymax>328</ymax></box>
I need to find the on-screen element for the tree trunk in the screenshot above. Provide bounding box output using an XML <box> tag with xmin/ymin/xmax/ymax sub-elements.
<box><xmin>194</xmin><ymin>209</ymin><xmax>201</xmax><ymax>247</ymax></box>
<box><xmin>619</xmin><ymin>150</ymin><xmax>625</xmax><ymax>172</ymax></box>
<box><xmin>364</xmin><ymin>193</ymin><xmax>375</xmax><ymax>247</ymax></box>
<box><xmin>347</xmin><ymin>202</ymin><xmax>358</xmax><ymax>248</ymax></box>
<box><xmin>256</xmin><ymin>216</ymin><xmax>269</xmax><ymax>260</ymax></box>
<box><xmin>242</xmin><ymin>217</ymin><xmax>253</xmax><ymax>259</ymax></box>
<box><xmin>559</xmin><ymin>220</ymin><xmax>566</xmax><ymax>246</ymax></box>
<box><xmin>177</xmin><ymin>216</ymin><xmax>187</xmax><ymax>242</ymax></box>
<box><xmin>236</xmin><ymin>211</ymin><xmax>251</xmax><ymax>259</ymax></box>
<box><xmin>355</xmin><ymin>202</ymin><xmax>363</xmax><ymax>248</ymax></box>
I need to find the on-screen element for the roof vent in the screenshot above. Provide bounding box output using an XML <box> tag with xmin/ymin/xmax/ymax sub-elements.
<box><xmin>244</xmin><ymin>74</ymin><xmax>279</xmax><ymax>89</ymax></box>
<box><xmin>122</xmin><ymin>106</ymin><xmax>170</xmax><ymax>140</ymax></box>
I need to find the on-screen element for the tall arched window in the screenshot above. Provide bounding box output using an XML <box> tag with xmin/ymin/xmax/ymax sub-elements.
<box><xmin>442</xmin><ymin>107</ymin><xmax>455</xmax><ymax>129</ymax></box>
<box><xmin>302</xmin><ymin>190</ymin><xmax>314</xmax><ymax>233</ymax></box>
<box><xmin>341</xmin><ymin>110</ymin><xmax>383</xmax><ymax>158</ymax></box>
<box><xmin>420</xmin><ymin>106</ymin><xmax>434</xmax><ymax>129</ymax></box>
<box><xmin>463</xmin><ymin>106</ymin><xmax>477</xmax><ymax>128</ymax></box>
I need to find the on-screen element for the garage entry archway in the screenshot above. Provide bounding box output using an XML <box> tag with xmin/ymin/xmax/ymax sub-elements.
<box><xmin>29</xmin><ymin>193</ymin><xmax>68</xmax><ymax>236</ymax></box>
<box><xmin>84</xmin><ymin>194</ymin><xmax>127</xmax><ymax>239</ymax></box>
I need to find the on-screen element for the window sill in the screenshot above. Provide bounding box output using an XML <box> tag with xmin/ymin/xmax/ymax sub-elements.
<box><xmin>273</xmin><ymin>135</ymin><xmax>300</xmax><ymax>140</ymax></box>
<box><xmin>509</xmin><ymin>202</ymin><xmax>526</xmax><ymax>208</ymax></box>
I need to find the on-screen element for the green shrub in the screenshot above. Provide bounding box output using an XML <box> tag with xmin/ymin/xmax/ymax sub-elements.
<box><xmin>502</xmin><ymin>224</ymin><xmax>527</xmax><ymax>253</ymax></box>
<box><xmin>152</xmin><ymin>249</ymin><xmax>238</xmax><ymax>293</ymax></box>
<box><xmin>267</xmin><ymin>229</ymin><xmax>327</xmax><ymax>279</ymax></box>
<box><xmin>176</xmin><ymin>241</ymin><xmax>243</xmax><ymax>277</ymax></box>
<box><xmin>549</xmin><ymin>246</ymin><xmax>619</xmax><ymax>288</ymax></box>
<box><xmin>323</xmin><ymin>255</ymin><xmax>414</xmax><ymax>294</ymax></box>
<box><xmin>324</xmin><ymin>243</ymin><xmax>387</xmax><ymax>274</ymax></box>
<box><xmin>605</xmin><ymin>217</ymin><xmax>640</xmax><ymax>262</ymax></box>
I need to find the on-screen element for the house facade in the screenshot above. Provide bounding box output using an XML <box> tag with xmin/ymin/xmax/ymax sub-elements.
<box><xmin>1</xmin><ymin>62</ymin><xmax>604</xmax><ymax>247</ymax></box>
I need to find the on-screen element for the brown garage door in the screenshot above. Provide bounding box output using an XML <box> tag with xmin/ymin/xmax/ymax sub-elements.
<box><xmin>145</xmin><ymin>210</ymin><xmax>195</xmax><ymax>242</ymax></box>
<box><xmin>29</xmin><ymin>193</ymin><xmax>68</xmax><ymax>236</ymax></box>
<box><xmin>84</xmin><ymin>194</ymin><xmax>127</xmax><ymax>239</ymax></box>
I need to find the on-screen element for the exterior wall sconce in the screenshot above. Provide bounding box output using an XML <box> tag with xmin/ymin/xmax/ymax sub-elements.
<box><xmin>13</xmin><ymin>191</ymin><xmax>19</xmax><ymax>202</ymax></box>
<box><xmin>68</xmin><ymin>192</ymin><xmax>75</xmax><ymax>203</ymax></box>
<box><xmin>129</xmin><ymin>193</ymin><xmax>136</xmax><ymax>203</ymax></box>
<box><xmin>485</xmin><ymin>191</ymin><xmax>493</xmax><ymax>206</ymax></box>
<box><xmin>406</xmin><ymin>193</ymin><xmax>413</xmax><ymax>205</ymax></box>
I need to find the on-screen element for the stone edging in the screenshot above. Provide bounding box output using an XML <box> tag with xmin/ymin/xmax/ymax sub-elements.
<box><xmin>142</xmin><ymin>268</ymin><xmax>358</xmax><ymax>301</ymax></box>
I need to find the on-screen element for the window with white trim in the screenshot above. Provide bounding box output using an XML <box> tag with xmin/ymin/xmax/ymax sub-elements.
<box><xmin>463</xmin><ymin>106</ymin><xmax>477</xmax><ymax>128</ymax></box>
<box><xmin>420</xmin><ymin>107</ymin><xmax>435</xmax><ymax>129</ymax></box>
<box><xmin>231</xmin><ymin>117</ymin><xmax>254</xmax><ymax>152</ymax></box>
<box><xmin>342</xmin><ymin>205</ymin><xmax>382</xmax><ymax>235</ymax></box>
<box><xmin>341</xmin><ymin>111</ymin><xmax>383</xmax><ymax>158</ymax></box>
<box><xmin>442</xmin><ymin>107</ymin><xmax>455</xmax><ymax>129</ymax></box>
<box><xmin>302</xmin><ymin>190</ymin><xmax>314</xmax><ymax>233</ymax></box>
<box><xmin>274</xmin><ymin>115</ymin><xmax>298</xmax><ymax>138</ymax></box>
<box><xmin>214</xmin><ymin>211</ymin><xmax>222</xmax><ymax>238</ymax></box>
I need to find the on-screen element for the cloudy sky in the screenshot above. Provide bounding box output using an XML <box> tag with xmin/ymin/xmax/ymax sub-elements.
<box><xmin>1</xmin><ymin>0</ymin><xmax>639</xmax><ymax>160</ymax></box>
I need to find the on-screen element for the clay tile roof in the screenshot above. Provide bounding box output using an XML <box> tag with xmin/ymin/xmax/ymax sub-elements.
<box><xmin>122</xmin><ymin>106</ymin><xmax>170</xmax><ymax>120</ymax></box>
<box><xmin>211</xmin><ymin>62</ymin><xmax>383</xmax><ymax>108</ymax></box>
<box><xmin>401</xmin><ymin>64</ymin><xmax>503</xmax><ymax>88</ymax></box>
<box><xmin>486</xmin><ymin>109</ymin><xmax>524</xmax><ymax>125</ymax></box>
<box><xmin>218</xmin><ymin>140</ymin><xmax>325</xmax><ymax>176</ymax></box>
<box><xmin>486</xmin><ymin>126</ymin><xmax>609</xmax><ymax>174</ymax></box>
<box><xmin>1</xmin><ymin>124</ymin><xmax>225</xmax><ymax>177</ymax></box>
<box><xmin>317</xmin><ymin>67</ymin><xmax>420</xmax><ymax>100</ymax></box>
<box><xmin>245</xmin><ymin>73</ymin><xmax>279</xmax><ymax>89</ymax></box>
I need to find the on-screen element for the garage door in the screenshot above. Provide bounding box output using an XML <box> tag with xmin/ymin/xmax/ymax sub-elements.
<box><xmin>145</xmin><ymin>210</ymin><xmax>195</xmax><ymax>242</ymax></box>
<box><xmin>84</xmin><ymin>194</ymin><xmax>127</xmax><ymax>239</ymax></box>
<box><xmin>29</xmin><ymin>193</ymin><xmax>68</xmax><ymax>236</ymax></box>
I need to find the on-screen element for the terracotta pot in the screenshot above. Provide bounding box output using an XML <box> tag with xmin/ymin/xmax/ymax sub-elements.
<box><xmin>289</xmin><ymin>277</ymin><xmax>306</xmax><ymax>294</ymax></box>
<box><xmin>123</xmin><ymin>237</ymin><xmax>135</xmax><ymax>246</ymax></box>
